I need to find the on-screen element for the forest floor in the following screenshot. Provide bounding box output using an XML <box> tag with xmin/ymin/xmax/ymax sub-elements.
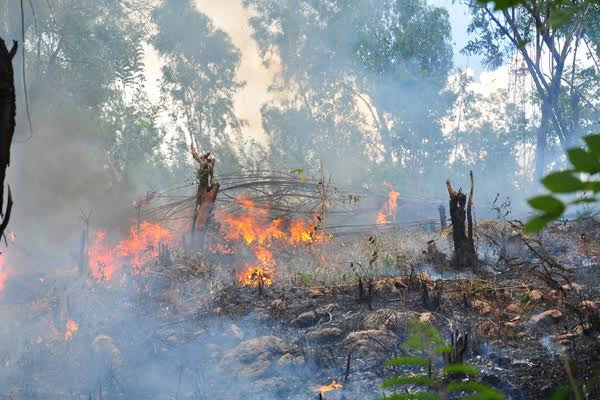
<box><xmin>0</xmin><ymin>218</ymin><xmax>599</xmax><ymax>399</ymax></box>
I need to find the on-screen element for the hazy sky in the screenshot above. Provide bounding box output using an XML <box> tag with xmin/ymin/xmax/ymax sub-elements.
<box><xmin>141</xmin><ymin>1</ymin><xmax>501</xmax><ymax>144</ymax></box>
<box><xmin>430</xmin><ymin>0</ymin><xmax>485</xmax><ymax>72</ymax></box>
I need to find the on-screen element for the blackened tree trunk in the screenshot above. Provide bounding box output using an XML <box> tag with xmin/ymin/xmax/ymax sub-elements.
<box><xmin>446</xmin><ymin>171</ymin><xmax>477</xmax><ymax>269</ymax></box>
<box><xmin>0</xmin><ymin>38</ymin><xmax>17</xmax><ymax>239</ymax></box>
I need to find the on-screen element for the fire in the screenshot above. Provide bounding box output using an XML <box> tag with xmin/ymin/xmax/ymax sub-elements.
<box><xmin>210</xmin><ymin>242</ymin><xmax>234</xmax><ymax>254</ymax></box>
<box><xmin>64</xmin><ymin>320</ymin><xmax>79</xmax><ymax>341</ymax></box>
<box><xmin>313</xmin><ymin>380</ymin><xmax>343</xmax><ymax>394</ymax></box>
<box><xmin>0</xmin><ymin>253</ymin><xmax>8</xmax><ymax>294</ymax></box>
<box><xmin>88</xmin><ymin>221</ymin><xmax>173</xmax><ymax>281</ymax></box>
<box><xmin>218</xmin><ymin>197</ymin><xmax>327</xmax><ymax>286</ymax></box>
<box><xmin>376</xmin><ymin>184</ymin><xmax>400</xmax><ymax>224</ymax></box>
<box><xmin>239</xmin><ymin>266</ymin><xmax>272</xmax><ymax>287</ymax></box>
<box><xmin>220</xmin><ymin>197</ymin><xmax>323</xmax><ymax>247</ymax></box>
<box><xmin>237</xmin><ymin>245</ymin><xmax>276</xmax><ymax>286</ymax></box>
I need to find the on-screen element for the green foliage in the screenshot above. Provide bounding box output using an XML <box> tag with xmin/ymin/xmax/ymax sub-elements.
<box><xmin>243</xmin><ymin>0</ymin><xmax>454</xmax><ymax>185</ymax></box>
<box><xmin>378</xmin><ymin>319</ymin><xmax>504</xmax><ymax>400</ymax></box>
<box><xmin>446</xmin><ymin>381</ymin><xmax>504</xmax><ymax>400</ymax></box>
<box><xmin>525</xmin><ymin>134</ymin><xmax>600</xmax><ymax>233</ymax></box>
<box><xmin>152</xmin><ymin>0</ymin><xmax>247</xmax><ymax>172</ymax></box>
<box><xmin>547</xmin><ymin>385</ymin><xmax>571</xmax><ymax>400</ymax></box>
<box><xmin>386</xmin><ymin>356</ymin><xmax>430</xmax><ymax>368</ymax></box>
<box><xmin>442</xmin><ymin>363</ymin><xmax>480</xmax><ymax>377</ymax></box>
<box><xmin>477</xmin><ymin>0</ymin><xmax>594</xmax><ymax>25</ymax></box>
<box><xmin>383</xmin><ymin>393</ymin><xmax>440</xmax><ymax>400</ymax></box>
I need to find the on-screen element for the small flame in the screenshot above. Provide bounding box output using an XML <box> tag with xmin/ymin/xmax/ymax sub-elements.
<box><xmin>64</xmin><ymin>320</ymin><xmax>79</xmax><ymax>341</ymax></box>
<box><xmin>87</xmin><ymin>222</ymin><xmax>173</xmax><ymax>281</ymax></box>
<box><xmin>313</xmin><ymin>380</ymin><xmax>343</xmax><ymax>393</ymax></box>
<box><xmin>376</xmin><ymin>184</ymin><xmax>400</xmax><ymax>224</ymax></box>
<box><xmin>239</xmin><ymin>265</ymin><xmax>272</xmax><ymax>287</ymax></box>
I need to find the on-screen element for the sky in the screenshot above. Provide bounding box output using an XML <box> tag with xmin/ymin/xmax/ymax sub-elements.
<box><xmin>430</xmin><ymin>0</ymin><xmax>485</xmax><ymax>72</ymax></box>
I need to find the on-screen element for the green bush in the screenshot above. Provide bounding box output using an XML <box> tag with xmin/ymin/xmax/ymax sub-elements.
<box><xmin>377</xmin><ymin>318</ymin><xmax>504</xmax><ymax>400</ymax></box>
<box><xmin>526</xmin><ymin>134</ymin><xmax>600</xmax><ymax>233</ymax></box>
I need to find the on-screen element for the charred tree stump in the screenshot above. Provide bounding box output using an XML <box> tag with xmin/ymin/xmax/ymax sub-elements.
<box><xmin>443</xmin><ymin>329</ymin><xmax>468</xmax><ymax>366</ymax></box>
<box><xmin>0</xmin><ymin>38</ymin><xmax>17</xmax><ymax>240</ymax></box>
<box><xmin>159</xmin><ymin>242</ymin><xmax>172</xmax><ymax>266</ymax></box>
<box><xmin>190</xmin><ymin>144</ymin><xmax>219</xmax><ymax>247</ymax></box>
<box><xmin>446</xmin><ymin>171</ymin><xmax>477</xmax><ymax>269</ymax></box>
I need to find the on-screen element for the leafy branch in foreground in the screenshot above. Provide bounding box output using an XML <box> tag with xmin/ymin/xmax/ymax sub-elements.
<box><xmin>478</xmin><ymin>0</ymin><xmax>595</xmax><ymax>28</ymax></box>
<box><xmin>377</xmin><ymin>318</ymin><xmax>504</xmax><ymax>400</ymax></box>
<box><xmin>526</xmin><ymin>134</ymin><xmax>600</xmax><ymax>233</ymax></box>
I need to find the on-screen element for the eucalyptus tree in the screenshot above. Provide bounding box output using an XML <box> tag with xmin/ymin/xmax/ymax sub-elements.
<box><xmin>354</xmin><ymin>0</ymin><xmax>454</xmax><ymax>191</ymax></box>
<box><xmin>0</xmin><ymin>0</ymin><xmax>165</xmax><ymax>183</ymax></box>
<box><xmin>244</xmin><ymin>0</ymin><xmax>455</xmax><ymax>191</ymax></box>
<box><xmin>0</xmin><ymin>0</ymin><xmax>166</xmax><ymax>254</ymax></box>
<box><xmin>152</xmin><ymin>0</ymin><xmax>247</xmax><ymax>173</ymax></box>
<box><xmin>462</xmin><ymin>0</ymin><xmax>599</xmax><ymax>178</ymax></box>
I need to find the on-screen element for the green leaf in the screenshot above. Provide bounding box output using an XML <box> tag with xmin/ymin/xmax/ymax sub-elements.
<box><xmin>442</xmin><ymin>363</ymin><xmax>481</xmax><ymax>377</ymax></box>
<box><xmin>382</xmin><ymin>375</ymin><xmax>436</xmax><ymax>388</ymax></box>
<box><xmin>435</xmin><ymin>344</ymin><xmax>452</xmax><ymax>355</ymax></box>
<box><xmin>546</xmin><ymin>385</ymin><xmax>570</xmax><ymax>400</ymax></box>
<box><xmin>524</xmin><ymin>214</ymin><xmax>556</xmax><ymax>233</ymax></box>
<box><xmin>527</xmin><ymin>195</ymin><xmax>565</xmax><ymax>214</ymax></box>
<box><xmin>582</xmin><ymin>181</ymin><xmax>600</xmax><ymax>193</ymax></box>
<box><xmin>478</xmin><ymin>0</ymin><xmax>522</xmax><ymax>11</ymax></box>
<box><xmin>447</xmin><ymin>381</ymin><xmax>505</xmax><ymax>400</ymax></box>
<box><xmin>541</xmin><ymin>171</ymin><xmax>583</xmax><ymax>193</ymax></box>
<box><xmin>549</xmin><ymin>7</ymin><xmax>577</xmax><ymax>28</ymax></box>
<box><xmin>290</xmin><ymin>168</ymin><xmax>304</xmax><ymax>175</ymax></box>
<box><xmin>385</xmin><ymin>356</ymin><xmax>429</xmax><ymax>367</ymax></box>
<box><xmin>584</xmin><ymin>134</ymin><xmax>600</xmax><ymax>157</ymax></box>
<box><xmin>567</xmin><ymin>148</ymin><xmax>600</xmax><ymax>174</ymax></box>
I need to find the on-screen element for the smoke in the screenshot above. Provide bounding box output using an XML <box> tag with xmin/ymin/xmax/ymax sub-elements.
<box><xmin>0</xmin><ymin>0</ymin><xmax>577</xmax><ymax>397</ymax></box>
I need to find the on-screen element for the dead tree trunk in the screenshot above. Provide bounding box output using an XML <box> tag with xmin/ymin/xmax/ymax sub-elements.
<box><xmin>446</xmin><ymin>171</ymin><xmax>477</xmax><ymax>269</ymax></box>
<box><xmin>78</xmin><ymin>211</ymin><xmax>92</xmax><ymax>275</ymax></box>
<box><xmin>190</xmin><ymin>144</ymin><xmax>219</xmax><ymax>247</ymax></box>
<box><xmin>132</xmin><ymin>191</ymin><xmax>155</xmax><ymax>236</ymax></box>
<box><xmin>0</xmin><ymin>38</ymin><xmax>17</xmax><ymax>240</ymax></box>
<box><xmin>438</xmin><ymin>204</ymin><xmax>446</xmax><ymax>230</ymax></box>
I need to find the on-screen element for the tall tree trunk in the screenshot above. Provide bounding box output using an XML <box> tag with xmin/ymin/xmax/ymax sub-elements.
<box><xmin>534</xmin><ymin>96</ymin><xmax>553</xmax><ymax>179</ymax></box>
<box><xmin>0</xmin><ymin>38</ymin><xmax>17</xmax><ymax>239</ymax></box>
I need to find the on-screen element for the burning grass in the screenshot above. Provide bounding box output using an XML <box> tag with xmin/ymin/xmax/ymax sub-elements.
<box><xmin>1</xmin><ymin>177</ymin><xmax>599</xmax><ymax>399</ymax></box>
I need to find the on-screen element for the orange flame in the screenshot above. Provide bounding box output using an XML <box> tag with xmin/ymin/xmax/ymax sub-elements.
<box><xmin>88</xmin><ymin>222</ymin><xmax>173</xmax><ymax>281</ymax></box>
<box><xmin>376</xmin><ymin>184</ymin><xmax>400</xmax><ymax>224</ymax></box>
<box><xmin>218</xmin><ymin>197</ymin><xmax>327</xmax><ymax>286</ymax></box>
<box><xmin>64</xmin><ymin>320</ymin><xmax>79</xmax><ymax>341</ymax></box>
<box><xmin>313</xmin><ymin>380</ymin><xmax>343</xmax><ymax>393</ymax></box>
<box><xmin>239</xmin><ymin>265</ymin><xmax>272</xmax><ymax>287</ymax></box>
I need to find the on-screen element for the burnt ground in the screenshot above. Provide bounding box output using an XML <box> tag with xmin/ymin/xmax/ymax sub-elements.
<box><xmin>0</xmin><ymin>218</ymin><xmax>599</xmax><ymax>399</ymax></box>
